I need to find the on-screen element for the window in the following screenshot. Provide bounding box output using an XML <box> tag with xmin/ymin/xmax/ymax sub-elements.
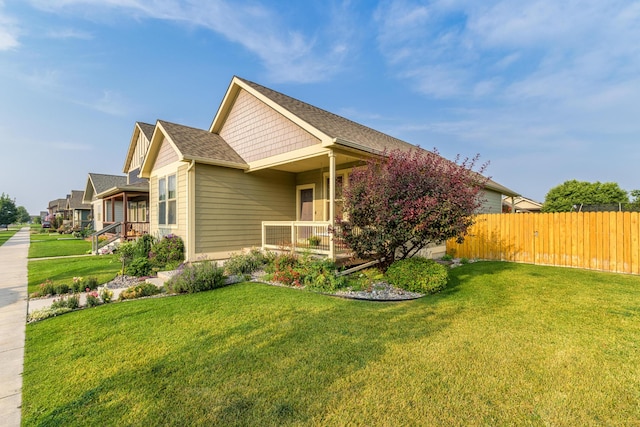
<box><xmin>158</xmin><ymin>174</ymin><xmax>177</xmax><ymax>225</ymax></box>
<box><xmin>128</xmin><ymin>201</ymin><xmax>138</xmax><ymax>222</ymax></box>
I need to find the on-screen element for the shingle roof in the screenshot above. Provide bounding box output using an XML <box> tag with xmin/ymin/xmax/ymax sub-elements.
<box><xmin>89</xmin><ymin>173</ymin><xmax>128</xmax><ymax>194</ymax></box>
<box><xmin>158</xmin><ymin>120</ymin><xmax>247</xmax><ymax>167</ymax></box>
<box><xmin>237</xmin><ymin>77</ymin><xmax>417</xmax><ymax>154</ymax></box>
<box><xmin>69</xmin><ymin>190</ymin><xmax>91</xmax><ymax>210</ymax></box>
<box><xmin>137</xmin><ymin>122</ymin><xmax>155</xmax><ymax>141</ymax></box>
<box><xmin>236</xmin><ymin>77</ymin><xmax>518</xmax><ymax>196</ymax></box>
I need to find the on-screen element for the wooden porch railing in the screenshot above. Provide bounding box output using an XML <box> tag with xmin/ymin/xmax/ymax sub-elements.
<box><xmin>261</xmin><ymin>221</ymin><xmax>352</xmax><ymax>259</ymax></box>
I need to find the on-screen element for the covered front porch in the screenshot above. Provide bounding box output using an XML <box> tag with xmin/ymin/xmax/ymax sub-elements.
<box><xmin>255</xmin><ymin>147</ymin><xmax>367</xmax><ymax>261</ymax></box>
<box><xmin>101</xmin><ymin>191</ymin><xmax>150</xmax><ymax>239</ymax></box>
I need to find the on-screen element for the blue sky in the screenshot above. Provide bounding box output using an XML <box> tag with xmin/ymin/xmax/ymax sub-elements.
<box><xmin>1</xmin><ymin>0</ymin><xmax>639</xmax><ymax>214</ymax></box>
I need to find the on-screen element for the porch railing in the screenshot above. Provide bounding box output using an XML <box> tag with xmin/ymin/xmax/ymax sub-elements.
<box><xmin>261</xmin><ymin>221</ymin><xmax>352</xmax><ymax>257</ymax></box>
<box><xmin>91</xmin><ymin>222</ymin><xmax>122</xmax><ymax>254</ymax></box>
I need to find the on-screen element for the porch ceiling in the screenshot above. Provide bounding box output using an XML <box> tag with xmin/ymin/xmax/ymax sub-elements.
<box><xmin>265</xmin><ymin>151</ymin><xmax>363</xmax><ymax>173</ymax></box>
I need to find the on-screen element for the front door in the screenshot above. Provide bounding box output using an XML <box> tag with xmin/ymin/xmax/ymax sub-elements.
<box><xmin>299</xmin><ymin>188</ymin><xmax>314</xmax><ymax>221</ymax></box>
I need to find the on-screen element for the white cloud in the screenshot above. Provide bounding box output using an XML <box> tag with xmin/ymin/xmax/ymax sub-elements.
<box><xmin>0</xmin><ymin>1</ymin><xmax>20</xmax><ymax>50</ymax></box>
<box><xmin>47</xmin><ymin>28</ymin><xmax>93</xmax><ymax>39</ymax></box>
<box><xmin>73</xmin><ymin>89</ymin><xmax>133</xmax><ymax>116</ymax></box>
<box><xmin>27</xmin><ymin>0</ymin><xmax>356</xmax><ymax>83</ymax></box>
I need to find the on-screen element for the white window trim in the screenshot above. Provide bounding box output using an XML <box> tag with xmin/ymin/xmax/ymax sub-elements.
<box><xmin>158</xmin><ymin>173</ymin><xmax>178</xmax><ymax>227</ymax></box>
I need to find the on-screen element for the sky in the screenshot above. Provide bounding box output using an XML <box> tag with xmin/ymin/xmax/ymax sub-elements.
<box><xmin>1</xmin><ymin>0</ymin><xmax>639</xmax><ymax>214</ymax></box>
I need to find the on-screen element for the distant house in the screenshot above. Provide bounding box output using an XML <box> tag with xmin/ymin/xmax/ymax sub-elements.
<box><xmin>66</xmin><ymin>190</ymin><xmax>92</xmax><ymax>230</ymax></box>
<box><xmin>82</xmin><ymin>122</ymin><xmax>152</xmax><ymax>241</ymax></box>
<box><xmin>127</xmin><ymin>76</ymin><xmax>518</xmax><ymax>262</ymax></box>
<box><xmin>503</xmin><ymin>196</ymin><xmax>542</xmax><ymax>213</ymax></box>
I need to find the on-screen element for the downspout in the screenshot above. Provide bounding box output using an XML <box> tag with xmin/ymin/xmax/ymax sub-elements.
<box><xmin>187</xmin><ymin>160</ymin><xmax>196</xmax><ymax>262</ymax></box>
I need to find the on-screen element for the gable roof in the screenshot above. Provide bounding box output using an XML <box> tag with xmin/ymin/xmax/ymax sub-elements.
<box><xmin>123</xmin><ymin>122</ymin><xmax>155</xmax><ymax>173</ymax></box>
<box><xmin>140</xmin><ymin>120</ymin><xmax>247</xmax><ymax>176</ymax></box>
<box><xmin>68</xmin><ymin>190</ymin><xmax>91</xmax><ymax>210</ymax></box>
<box><xmin>227</xmin><ymin>77</ymin><xmax>416</xmax><ymax>155</ymax></box>
<box><xmin>83</xmin><ymin>173</ymin><xmax>148</xmax><ymax>203</ymax></box>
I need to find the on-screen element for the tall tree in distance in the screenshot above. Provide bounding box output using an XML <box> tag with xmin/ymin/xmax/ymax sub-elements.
<box><xmin>0</xmin><ymin>193</ymin><xmax>18</xmax><ymax>225</ymax></box>
<box><xmin>541</xmin><ymin>180</ymin><xmax>629</xmax><ymax>212</ymax></box>
<box><xmin>336</xmin><ymin>149</ymin><xmax>488</xmax><ymax>268</ymax></box>
<box><xmin>16</xmin><ymin>206</ymin><xmax>31</xmax><ymax>223</ymax></box>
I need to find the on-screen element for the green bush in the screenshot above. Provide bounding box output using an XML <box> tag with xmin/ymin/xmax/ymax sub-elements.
<box><xmin>51</xmin><ymin>294</ymin><xmax>80</xmax><ymax>310</ymax></box>
<box><xmin>149</xmin><ymin>234</ymin><xmax>185</xmax><ymax>269</ymax></box>
<box><xmin>385</xmin><ymin>257</ymin><xmax>449</xmax><ymax>294</ymax></box>
<box><xmin>166</xmin><ymin>262</ymin><xmax>226</xmax><ymax>294</ymax></box>
<box><xmin>346</xmin><ymin>268</ymin><xmax>385</xmax><ymax>291</ymax></box>
<box><xmin>99</xmin><ymin>288</ymin><xmax>113</xmax><ymax>303</ymax></box>
<box><xmin>297</xmin><ymin>258</ymin><xmax>345</xmax><ymax>292</ymax></box>
<box><xmin>224</xmin><ymin>248</ymin><xmax>271</xmax><ymax>276</ymax></box>
<box><xmin>86</xmin><ymin>291</ymin><xmax>101</xmax><ymax>308</ymax></box>
<box><xmin>118</xmin><ymin>283</ymin><xmax>161</xmax><ymax>301</ymax></box>
<box><xmin>54</xmin><ymin>283</ymin><xmax>70</xmax><ymax>295</ymax></box>
<box><xmin>125</xmin><ymin>257</ymin><xmax>153</xmax><ymax>277</ymax></box>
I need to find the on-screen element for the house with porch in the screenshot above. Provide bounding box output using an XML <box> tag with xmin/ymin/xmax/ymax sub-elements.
<box><xmin>133</xmin><ymin>76</ymin><xmax>518</xmax><ymax>262</ymax></box>
<box><xmin>82</xmin><ymin>122</ymin><xmax>153</xmax><ymax>253</ymax></box>
<box><xmin>66</xmin><ymin>190</ymin><xmax>92</xmax><ymax>230</ymax></box>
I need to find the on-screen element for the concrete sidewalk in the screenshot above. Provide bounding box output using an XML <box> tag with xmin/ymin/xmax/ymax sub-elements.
<box><xmin>0</xmin><ymin>227</ymin><xmax>30</xmax><ymax>427</ymax></box>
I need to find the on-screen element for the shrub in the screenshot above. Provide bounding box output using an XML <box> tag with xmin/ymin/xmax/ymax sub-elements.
<box><xmin>385</xmin><ymin>257</ymin><xmax>449</xmax><ymax>294</ymax></box>
<box><xmin>118</xmin><ymin>283</ymin><xmax>161</xmax><ymax>300</ymax></box>
<box><xmin>54</xmin><ymin>283</ymin><xmax>70</xmax><ymax>295</ymax></box>
<box><xmin>28</xmin><ymin>307</ymin><xmax>73</xmax><ymax>322</ymax></box>
<box><xmin>37</xmin><ymin>279</ymin><xmax>55</xmax><ymax>297</ymax></box>
<box><xmin>224</xmin><ymin>248</ymin><xmax>271</xmax><ymax>276</ymax></box>
<box><xmin>51</xmin><ymin>294</ymin><xmax>80</xmax><ymax>310</ymax></box>
<box><xmin>346</xmin><ymin>267</ymin><xmax>385</xmax><ymax>291</ymax></box>
<box><xmin>125</xmin><ymin>257</ymin><xmax>153</xmax><ymax>277</ymax></box>
<box><xmin>440</xmin><ymin>254</ymin><xmax>454</xmax><ymax>262</ymax></box>
<box><xmin>149</xmin><ymin>234</ymin><xmax>185</xmax><ymax>269</ymax></box>
<box><xmin>297</xmin><ymin>258</ymin><xmax>345</xmax><ymax>292</ymax></box>
<box><xmin>166</xmin><ymin>262</ymin><xmax>226</xmax><ymax>294</ymax></box>
<box><xmin>99</xmin><ymin>288</ymin><xmax>114</xmax><ymax>304</ymax></box>
<box><xmin>86</xmin><ymin>290</ymin><xmax>101</xmax><ymax>308</ymax></box>
<box><xmin>85</xmin><ymin>277</ymin><xmax>99</xmax><ymax>290</ymax></box>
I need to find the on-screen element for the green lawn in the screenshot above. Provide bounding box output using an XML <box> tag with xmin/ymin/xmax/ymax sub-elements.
<box><xmin>28</xmin><ymin>255</ymin><xmax>120</xmax><ymax>294</ymax></box>
<box><xmin>22</xmin><ymin>262</ymin><xmax>640</xmax><ymax>426</ymax></box>
<box><xmin>0</xmin><ymin>228</ymin><xmax>18</xmax><ymax>246</ymax></box>
<box><xmin>29</xmin><ymin>232</ymin><xmax>91</xmax><ymax>258</ymax></box>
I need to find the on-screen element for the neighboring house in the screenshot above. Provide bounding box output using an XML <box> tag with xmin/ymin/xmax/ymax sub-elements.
<box><xmin>132</xmin><ymin>76</ymin><xmax>518</xmax><ymax>262</ymax></box>
<box><xmin>47</xmin><ymin>198</ymin><xmax>67</xmax><ymax>217</ymax></box>
<box><xmin>66</xmin><ymin>190</ymin><xmax>92</xmax><ymax>230</ymax></box>
<box><xmin>82</xmin><ymin>122</ymin><xmax>153</xmax><ymax>240</ymax></box>
<box><xmin>503</xmin><ymin>196</ymin><xmax>542</xmax><ymax>213</ymax></box>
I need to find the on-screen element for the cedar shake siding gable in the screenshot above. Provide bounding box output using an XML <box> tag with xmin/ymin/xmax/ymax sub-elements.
<box><xmin>219</xmin><ymin>88</ymin><xmax>321</xmax><ymax>163</ymax></box>
<box><xmin>155</xmin><ymin>136</ymin><xmax>180</xmax><ymax>170</ymax></box>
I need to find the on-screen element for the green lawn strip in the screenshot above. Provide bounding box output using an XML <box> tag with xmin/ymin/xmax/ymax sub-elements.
<box><xmin>29</xmin><ymin>233</ymin><xmax>91</xmax><ymax>258</ymax></box>
<box><xmin>22</xmin><ymin>262</ymin><xmax>640</xmax><ymax>426</ymax></box>
<box><xmin>28</xmin><ymin>255</ymin><xmax>120</xmax><ymax>294</ymax></box>
<box><xmin>0</xmin><ymin>228</ymin><xmax>19</xmax><ymax>246</ymax></box>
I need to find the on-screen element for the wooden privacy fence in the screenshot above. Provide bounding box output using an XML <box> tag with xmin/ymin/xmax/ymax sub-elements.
<box><xmin>446</xmin><ymin>212</ymin><xmax>640</xmax><ymax>275</ymax></box>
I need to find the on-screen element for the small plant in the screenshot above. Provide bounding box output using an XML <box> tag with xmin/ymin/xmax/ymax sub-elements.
<box><xmin>37</xmin><ymin>279</ymin><xmax>55</xmax><ymax>297</ymax></box>
<box><xmin>166</xmin><ymin>262</ymin><xmax>226</xmax><ymax>294</ymax></box>
<box><xmin>440</xmin><ymin>254</ymin><xmax>454</xmax><ymax>262</ymax></box>
<box><xmin>27</xmin><ymin>307</ymin><xmax>73</xmax><ymax>322</ymax></box>
<box><xmin>460</xmin><ymin>257</ymin><xmax>470</xmax><ymax>265</ymax></box>
<box><xmin>51</xmin><ymin>293</ymin><xmax>80</xmax><ymax>310</ymax></box>
<box><xmin>99</xmin><ymin>287</ymin><xmax>114</xmax><ymax>304</ymax></box>
<box><xmin>54</xmin><ymin>283</ymin><xmax>70</xmax><ymax>295</ymax></box>
<box><xmin>125</xmin><ymin>257</ymin><xmax>153</xmax><ymax>277</ymax></box>
<box><xmin>85</xmin><ymin>290</ymin><xmax>101</xmax><ymax>308</ymax></box>
<box><xmin>224</xmin><ymin>248</ymin><xmax>271</xmax><ymax>276</ymax></box>
<box><xmin>347</xmin><ymin>268</ymin><xmax>384</xmax><ymax>291</ymax></box>
<box><xmin>385</xmin><ymin>257</ymin><xmax>449</xmax><ymax>294</ymax></box>
<box><xmin>149</xmin><ymin>234</ymin><xmax>185</xmax><ymax>269</ymax></box>
<box><xmin>118</xmin><ymin>283</ymin><xmax>161</xmax><ymax>301</ymax></box>
<box><xmin>308</xmin><ymin>235</ymin><xmax>321</xmax><ymax>247</ymax></box>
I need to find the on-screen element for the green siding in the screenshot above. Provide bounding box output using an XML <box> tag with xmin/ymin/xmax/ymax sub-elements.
<box><xmin>194</xmin><ymin>165</ymin><xmax>296</xmax><ymax>253</ymax></box>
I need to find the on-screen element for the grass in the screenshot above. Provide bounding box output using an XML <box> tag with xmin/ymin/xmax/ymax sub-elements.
<box><xmin>28</xmin><ymin>255</ymin><xmax>120</xmax><ymax>294</ymax></box>
<box><xmin>22</xmin><ymin>262</ymin><xmax>640</xmax><ymax>426</ymax></box>
<box><xmin>29</xmin><ymin>232</ymin><xmax>91</xmax><ymax>258</ymax></box>
<box><xmin>0</xmin><ymin>228</ymin><xmax>19</xmax><ymax>246</ymax></box>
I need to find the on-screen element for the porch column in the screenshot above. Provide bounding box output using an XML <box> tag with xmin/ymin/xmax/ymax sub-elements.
<box><xmin>328</xmin><ymin>150</ymin><xmax>336</xmax><ymax>260</ymax></box>
<box><xmin>123</xmin><ymin>193</ymin><xmax>128</xmax><ymax>236</ymax></box>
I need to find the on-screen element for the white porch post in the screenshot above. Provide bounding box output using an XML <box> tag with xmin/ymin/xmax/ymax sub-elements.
<box><xmin>328</xmin><ymin>150</ymin><xmax>336</xmax><ymax>260</ymax></box>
